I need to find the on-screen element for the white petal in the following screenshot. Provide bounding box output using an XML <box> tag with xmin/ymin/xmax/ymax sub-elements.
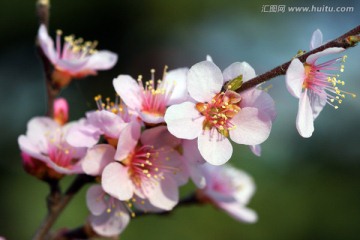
<box><xmin>147</xmin><ymin>177</ymin><xmax>179</xmax><ymax>211</ymax></box>
<box><xmin>240</xmin><ymin>88</ymin><xmax>276</xmax><ymax>121</ymax></box>
<box><xmin>310</xmin><ymin>29</ymin><xmax>323</xmax><ymax>49</ymax></box>
<box><xmin>37</xmin><ymin>24</ymin><xmax>57</xmax><ymax>64</ymax></box>
<box><xmin>164</xmin><ymin>102</ymin><xmax>203</xmax><ymax>139</ymax></box>
<box><xmin>296</xmin><ymin>91</ymin><xmax>314</xmax><ymax>138</ymax></box>
<box><xmin>164</xmin><ymin>68</ymin><xmax>189</xmax><ymax>105</ymax></box>
<box><xmin>187</xmin><ymin>61</ymin><xmax>223</xmax><ymax>102</ymax></box>
<box><xmin>84</xmin><ymin>50</ymin><xmax>118</xmax><ymax>70</ymax></box>
<box><xmin>102</xmin><ymin>163</ymin><xmax>133</xmax><ymax>200</ymax></box>
<box><xmin>218</xmin><ymin>203</ymin><xmax>258</xmax><ymax>223</ymax></box>
<box><xmin>249</xmin><ymin>145</ymin><xmax>261</xmax><ymax>157</ymax></box>
<box><xmin>198</xmin><ymin>132</ymin><xmax>233</xmax><ymax>165</ymax></box>
<box><xmin>306</xmin><ymin>47</ymin><xmax>344</xmax><ymax>65</ymax></box>
<box><xmin>309</xmin><ymin>90</ymin><xmax>327</xmax><ymax>120</ymax></box>
<box><xmin>286</xmin><ymin>58</ymin><xmax>305</xmax><ymax>99</ymax></box>
<box><xmin>230</xmin><ymin>107</ymin><xmax>272</xmax><ymax>145</ymax></box>
<box><xmin>223</xmin><ymin>62</ymin><xmax>256</xmax><ymax>83</ymax></box>
<box><xmin>113</xmin><ymin>75</ymin><xmax>142</xmax><ymax>110</ymax></box>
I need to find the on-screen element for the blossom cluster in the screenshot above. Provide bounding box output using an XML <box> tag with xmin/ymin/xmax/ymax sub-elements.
<box><xmin>17</xmin><ymin>25</ymin><xmax>352</xmax><ymax>239</ymax></box>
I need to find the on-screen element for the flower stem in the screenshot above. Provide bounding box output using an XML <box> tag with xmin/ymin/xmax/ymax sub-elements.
<box><xmin>32</xmin><ymin>175</ymin><xmax>94</xmax><ymax>240</ymax></box>
<box><xmin>237</xmin><ymin>25</ymin><xmax>360</xmax><ymax>93</ymax></box>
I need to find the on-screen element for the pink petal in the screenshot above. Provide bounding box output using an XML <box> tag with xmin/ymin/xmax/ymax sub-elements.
<box><xmin>309</xmin><ymin>90</ymin><xmax>327</xmax><ymax>120</ymax></box>
<box><xmin>187</xmin><ymin>61</ymin><xmax>223</xmax><ymax>102</ymax></box>
<box><xmin>217</xmin><ymin>202</ymin><xmax>258</xmax><ymax>223</ymax></box>
<box><xmin>164</xmin><ymin>102</ymin><xmax>204</xmax><ymax>139</ymax></box>
<box><xmin>306</xmin><ymin>47</ymin><xmax>344</xmax><ymax>64</ymax></box>
<box><xmin>147</xmin><ymin>177</ymin><xmax>179</xmax><ymax>211</ymax></box>
<box><xmin>66</xmin><ymin>120</ymin><xmax>101</xmax><ymax>148</ymax></box>
<box><xmin>296</xmin><ymin>91</ymin><xmax>314</xmax><ymax>138</ymax></box>
<box><xmin>223</xmin><ymin>62</ymin><xmax>256</xmax><ymax>83</ymax></box>
<box><xmin>165</xmin><ymin>68</ymin><xmax>189</xmax><ymax>105</ymax></box>
<box><xmin>18</xmin><ymin>136</ymin><xmax>49</xmax><ymax>162</ymax></box>
<box><xmin>102</xmin><ymin>163</ymin><xmax>133</xmax><ymax>200</ymax></box>
<box><xmin>286</xmin><ymin>58</ymin><xmax>305</xmax><ymax>99</ymax></box>
<box><xmin>240</xmin><ymin>88</ymin><xmax>276</xmax><ymax>121</ymax></box>
<box><xmin>90</xmin><ymin>202</ymin><xmax>130</xmax><ymax>237</ymax></box>
<box><xmin>87</xmin><ymin>110</ymin><xmax>126</xmax><ymax>138</ymax></box>
<box><xmin>84</xmin><ymin>50</ymin><xmax>118</xmax><ymax>70</ymax></box>
<box><xmin>82</xmin><ymin>144</ymin><xmax>115</xmax><ymax>176</ymax></box>
<box><xmin>249</xmin><ymin>145</ymin><xmax>261</xmax><ymax>157</ymax></box>
<box><xmin>114</xmin><ymin>121</ymin><xmax>141</xmax><ymax>161</ymax></box>
<box><xmin>229</xmin><ymin>107</ymin><xmax>272</xmax><ymax>145</ymax></box>
<box><xmin>86</xmin><ymin>185</ymin><xmax>107</xmax><ymax>216</ymax></box>
<box><xmin>113</xmin><ymin>75</ymin><xmax>142</xmax><ymax>110</ymax></box>
<box><xmin>37</xmin><ymin>24</ymin><xmax>57</xmax><ymax>64</ymax></box>
<box><xmin>56</xmin><ymin>58</ymin><xmax>89</xmax><ymax>74</ymax></box>
<box><xmin>141</xmin><ymin>126</ymin><xmax>181</xmax><ymax>149</ymax></box>
<box><xmin>310</xmin><ymin>29</ymin><xmax>323</xmax><ymax>50</ymax></box>
<box><xmin>182</xmin><ymin>139</ymin><xmax>206</xmax><ymax>188</ymax></box>
<box><xmin>198</xmin><ymin>132</ymin><xmax>233</xmax><ymax>165</ymax></box>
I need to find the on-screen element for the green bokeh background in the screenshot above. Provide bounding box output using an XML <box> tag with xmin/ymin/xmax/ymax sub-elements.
<box><xmin>0</xmin><ymin>0</ymin><xmax>359</xmax><ymax>239</ymax></box>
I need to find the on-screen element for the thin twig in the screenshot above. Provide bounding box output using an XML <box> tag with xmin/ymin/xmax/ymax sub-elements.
<box><xmin>33</xmin><ymin>175</ymin><xmax>94</xmax><ymax>240</ymax></box>
<box><xmin>237</xmin><ymin>25</ymin><xmax>360</xmax><ymax>93</ymax></box>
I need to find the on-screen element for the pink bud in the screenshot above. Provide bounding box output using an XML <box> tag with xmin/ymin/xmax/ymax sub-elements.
<box><xmin>54</xmin><ymin>98</ymin><xmax>69</xmax><ymax>125</ymax></box>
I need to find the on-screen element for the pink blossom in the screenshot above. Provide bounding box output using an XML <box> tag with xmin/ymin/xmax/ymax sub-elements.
<box><xmin>198</xmin><ymin>164</ymin><xmax>257</xmax><ymax>223</ymax></box>
<box><xmin>113</xmin><ymin>67</ymin><xmax>188</xmax><ymax>124</ymax></box>
<box><xmin>85</xmin><ymin>126</ymin><xmax>188</xmax><ymax>211</ymax></box>
<box><xmin>38</xmin><ymin>24</ymin><xmax>117</xmax><ymax>86</ymax></box>
<box><xmin>18</xmin><ymin>117</ymin><xmax>87</xmax><ymax>175</ymax></box>
<box><xmin>286</xmin><ymin>29</ymin><xmax>352</xmax><ymax>137</ymax></box>
<box><xmin>165</xmin><ymin>60</ymin><xmax>276</xmax><ymax>165</ymax></box>
<box><xmin>66</xmin><ymin>95</ymin><xmax>141</xmax><ymax>149</ymax></box>
<box><xmin>87</xmin><ymin>185</ymin><xmax>130</xmax><ymax>237</ymax></box>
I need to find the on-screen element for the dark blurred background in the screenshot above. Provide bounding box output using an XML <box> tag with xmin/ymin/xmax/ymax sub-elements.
<box><xmin>0</xmin><ymin>0</ymin><xmax>359</xmax><ymax>239</ymax></box>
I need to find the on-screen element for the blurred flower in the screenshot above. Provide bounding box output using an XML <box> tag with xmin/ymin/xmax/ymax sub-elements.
<box><xmin>18</xmin><ymin>117</ymin><xmax>87</xmax><ymax>175</ymax></box>
<box><xmin>198</xmin><ymin>164</ymin><xmax>257</xmax><ymax>223</ymax></box>
<box><xmin>113</xmin><ymin>67</ymin><xmax>188</xmax><ymax>124</ymax></box>
<box><xmin>87</xmin><ymin>185</ymin><xmax>130</xmax><ymax>237</ymax></box>
<box><xmin>38</xmin><ymin>24</ymin><xmax>118</xmax><ymax>87</ymax></box>
<box><xmin>53</xmin><ymin>97</ymin><xmax>69</xmax><ymax>125</ymax></box>
<box><xmin>165</xmin><ymin>60</ymin><xmax>275</xmax><ymax>165</ymax></box>
<box><xmin>286</xmin><ymin>29</ymin><xmax>353</xmax><ymax>137</ymax></box>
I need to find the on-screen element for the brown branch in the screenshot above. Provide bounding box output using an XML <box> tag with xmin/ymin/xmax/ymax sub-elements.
<box><xmin>237</xmin><ymin>25</ymin><xmax>360</xmax><ymax>93</ymax></box>
<box><xmin>33</xmin><ymin>175</ymin><xmax>94</xmax><ymax>240</ymax></box>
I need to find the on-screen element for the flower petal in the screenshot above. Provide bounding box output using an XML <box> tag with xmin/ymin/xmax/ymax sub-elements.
<box><xmin>240</xmin><ymin>88</ymin><xmax>276</xmax><ymax>121</ymax></box>
<box><xmin>86</xmin><ymin>185</ymin><xmax>107</xmax><ymax>216</ymax></box>
<box><xmin>114</xmin><ymin>121</ymin><xmax>141</xmax><ymax>161</ymax></box>
<box><xmin>296</xmin><ymin>91</ymin><xmax>314</xmax><ymax>138</ymax></box>
<box><xmin>84</xmin><ymin>50</ymin><xmax>118</xmax><ymax>70</ymax></box>
<box><xmin>165</xmin><ymin>68</ymin><xmax>189</xmax><ymax>105</ymax></box>
<box><xmin>102</xmin><ymin>163</ymin><xmax>133</xmax><ymax>200</ymax></box>
<box><xmin>87</xmin><ymin>110</ymin><xmax>126</xmax><ymax>138</ymax></box>
<box><xmin>141</xmin><ymin>126</ymin><xmax>181</xmax><ymax>149</ymax></box>
<box><xmin>66</xmin><ymin>120</ymin><xmax>101</xmax><ymax>148</ymax></box>
<box><xmin>217</xmin><ymin>203</ymin><xmax>258</xmax><ymax>223</ymax></box>
<box><xmin>198</xmin><ymin>132</ymin><xmax>233</xmax><ymax>165</ymax></box>
<box><xmin>82</xmin><ymin>144</ymin><xmax>115</xmax><ymax>176</ymax></box>
<box><xmin>309</xmin><ymin>90</ymin><xmax>327</xmax><ymax>120</ymax></box>
<box><xmin>306</xmin><ymin>47</ymin><xmax>344</xmax><ymax>65</ymax></box>
<box><xmin>113</xmin><ymin>75</ymin><xmax>142</xmax><ymax>110</ymax></box>
<box><xmin>90</xmin><ymin>202</ymin><xmax>130</xmax><ymax>237</ymax></box>
<box><xmin>310</xmin><ymin>29</ymin><xmax>323</xmax><ymax>50</ymax></box>
<box><xmin>223</xmin><ymin>62</ymin><xmax>256</xmax><ymax>83</ymax></box>
<box><xmin>286</xmin><ymin>58</ymin><xmax>305</xmax><ymax>99</ymax></box>
<box><xmin>147</xmin><ymin>177</ymin><xmax>179</xmax><ymax>211</ymax></box>
<box><xmin>138</xmin><ymin>111</ymin><xmax>164</xmax><ymax>124</ymax></box>
<box><xmin>229</xmin><ymin>107</ymin><xmax>272</xmax><ymax>145</ymax></box>
<box><xmin>249</xmin><ymin>145</ymin><xmax>261</xmax><ymax>157</ymax></box>
<box><xmin>187</xmin><ymin>61</ymin><xmax>223</xmax><ymax>102</ymax></box>
<box><xmin>164</xmin><ymin>102</ymin><xmax>203</xmax><ymax>139</ymax></box>
<box><xmin>37</xmin><ymin>24</ymin><xmax>57</xmax><ymax>64</ymax></box>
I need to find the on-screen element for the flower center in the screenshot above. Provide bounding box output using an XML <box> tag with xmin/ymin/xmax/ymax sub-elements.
<box><xmin>303</xmin><ymin>55</ymin><xmax>356</xmax><ymax>109</ymax></box>
<box><xmin>56</xmin><ymin>29</ymin><xmax>98</xmax><ymax>61</ymax></box>
<box><xmin>137</xmin><ymin>67</ymin><xmax>174</xmax><ymax>116</ymax></box>
<box><xmin>196</xmin><ymin>91</ymin><xmax>241</xmax><ymax>137</ymax></box>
